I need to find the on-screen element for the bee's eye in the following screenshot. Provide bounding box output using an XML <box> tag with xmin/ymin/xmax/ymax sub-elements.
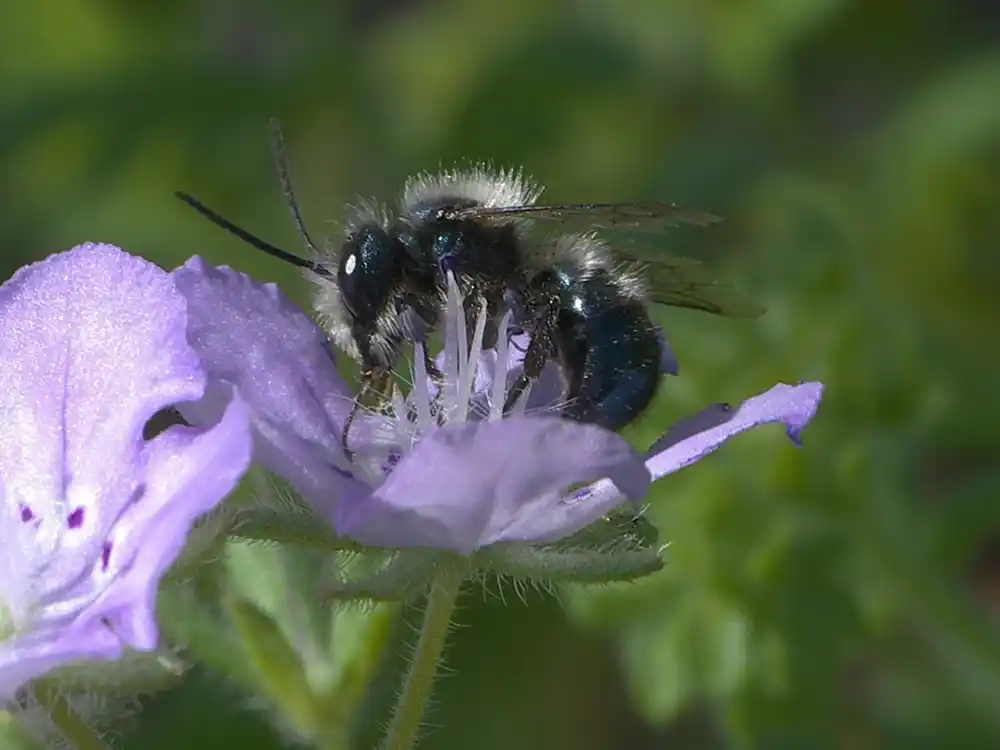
<box><xmin>338</xmin><ymin>225</ymin><xmax>401</xmax><ymax>321</ymax></box>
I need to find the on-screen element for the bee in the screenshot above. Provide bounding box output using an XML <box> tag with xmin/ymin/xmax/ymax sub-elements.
<box><xmin>176</xmin><ymin>123</ymin><xmax>765</xmax><ymax>458</ymax></box>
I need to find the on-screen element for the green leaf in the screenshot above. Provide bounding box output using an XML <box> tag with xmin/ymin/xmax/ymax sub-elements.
<box><xmin>225</xmin><ymin>596</ymin><xmax>320</xmax><ymax>735</ymax></box>
<box><xmin>46</xmin><ymin>649</ymin><xmax>185</xmax><ymax>697</ymax></box>
<box><xmin>322</xmin><ymin>549</ymin><xmax>438</xmax><ymax>602</ymax></box>
<box><xmin>223</xmin><ymin>539</ymin><xmax>403</xmax><ymax>744</ymax></box>
<box><xmin>0</xmin><ymin>711</ymin><xmax>44</xmax><ymax>750</ymax></box>
<box><xmin>30</xmin><ymin>680</ymin><xmax>112</xmax><ymax>750</ymax></box>
<box><xmin>557</xmin><ymin>511</ymin><xmax>661</xmax><ymax>549</ymax></box>
<box><xmin>225</xmin><ymin>540</ymin><xmax>333</xmax><ymax>685</ymax></box>
<box><xmin>475</xmin><ymin>511</ymin><xmax>664</xmax><ymax>585</ymax></box>
<box><xmin>478</xmin><ymin>543</ymin><xmax>663</xmax><ymax>585</ymax></box>
<box><xmin>617</xmin><ymin>594</ymin><xmax>750</xmax><ymax>723</ymax></box>
<box><xmin>228</xmin><ymin>507</ymin><xmax>361</xmax><ymax>552</ymax></box>
<box><xmin>157</xmin><ymin>583</ymin><xmax>261</xmax><ymax>694</ymax></box>
<box><xmin>162</xmin><ymin>504</ymin><xmax>237</xmax><ymax>586</ymax></box>
<box><xmin>325</xmin><ymin>605</ymin><xmax>396</xmax><ymax>710</ymax></box>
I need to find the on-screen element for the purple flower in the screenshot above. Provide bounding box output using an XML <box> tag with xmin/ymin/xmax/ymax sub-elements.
<box><xmin>173</xmin><ymin>258</ymin><xmax>823</xmax><ymax>556</ymax></box>
<box><xmin>0</xmin><ymin>244</ymin><xmax>252</xmax><ymax>698</ymax></box>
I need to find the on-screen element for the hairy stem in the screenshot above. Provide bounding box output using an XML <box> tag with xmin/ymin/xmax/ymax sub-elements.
<box><xmin>381</xmin><ymin>557</ymin><xmax>468</xmax><ymax>750</ymax></box>
<box><xmin>32</xmin><ymin>681</ymin><xmax>110</xmax><ymax>750</ymax></box>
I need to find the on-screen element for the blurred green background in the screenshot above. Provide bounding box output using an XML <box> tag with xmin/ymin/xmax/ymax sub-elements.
<box><xmin>3</xmin><ymin>0</ymin><xmax>1000</xmax><ymax>748</ymax></box>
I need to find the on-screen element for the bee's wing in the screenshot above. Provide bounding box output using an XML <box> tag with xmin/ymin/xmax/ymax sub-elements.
<box><xmin>622</xmin><ymin>251</ymin><xmax>767</xmax><ymax>318</ymax></box>
<box><xmin>445</xmin><ymin>201</ymin><xmax>722</xmax><ymax>231</ymax></box>
<box><xmin>448</xmin><ymin>200</ymin><xmax>764</xmax><ymax>317</ymax></box>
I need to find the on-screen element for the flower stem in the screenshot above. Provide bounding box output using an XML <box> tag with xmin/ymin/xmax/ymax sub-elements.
<box><xmin>32</xmin><ymin>681</ymin><xmax>110</xmax><ymax>750</ymax></box>
<box><xmin>381</xmin><ymin>557</ymin><xmax>468</xmax><ymax>750</ymax></box>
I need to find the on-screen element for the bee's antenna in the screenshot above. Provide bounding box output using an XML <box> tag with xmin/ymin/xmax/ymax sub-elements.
<box><xmin>269</xmin><ymin>118</ymin><xmax>321</xmax><ymax>258</ymax></box>
<box><xmin>174</xmin><ymin>190</ymin><xmax>334</xmax><ymax>279</ymax></box>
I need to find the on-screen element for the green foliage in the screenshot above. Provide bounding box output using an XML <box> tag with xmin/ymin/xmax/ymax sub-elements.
<box><xmin>3</xmin><ymin>0</ymin><xmax>1000</xmax><ymax>747</ymax></box>
<box><xmin>0</xmin><ymin>710</ymin><xmax>43</xmax><ymax>750</ymax></box>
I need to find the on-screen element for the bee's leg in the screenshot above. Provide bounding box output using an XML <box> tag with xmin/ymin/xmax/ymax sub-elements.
<box><xmin>481</xmin><ymin>315</ymin><xmax>499</xmax><ymax>352</ymax></box>
<box><xmin>502</xmin><ymin>335</ymin><xmax>549</xmax><ymax>413</ymax></box>
<box><xmin>460</xmin><ymin>286</ymin><xmax>502</xmax><ymax>354</ymax></box>
<box><xmin>421</xmin><ymin>347</ymin><xmax>449</xmax><ymax>425</ymax></box>
<box><xmin>342</xmin><ymin>369</ymin><xmax>389</xmax><ymax>462</ymax></box>
<box><xmin>479</xmin><ymin>288</ymin><xmax>507</xmax><ymax>352</ymax></box>
<box><xmin>342</xmin><ymin>372</ymin><xmax>372</xmax><ymax>462</ymax></box>
<box><xmin>399</xmin><ymin>304</ymin><xmax>443</xmax><ymax>399</ymax></box>
<box><xmin>342</xmin><ymin>402</ymin><xmax>361</xmax><ymax>463</ymax></box>
<box><xmin>424</xmin><ymin>347</ymin><xmax>443</xmax><ymax>385</ymax></box>
<box><xmin>464</xmin><ymin>292</ymin><xmax>481</xmax><ymax>349</ymax></box>
<box><xmin>503</xmin><ymin>297</ymin><xmax>559</xmax><ymax>414</ymax></box>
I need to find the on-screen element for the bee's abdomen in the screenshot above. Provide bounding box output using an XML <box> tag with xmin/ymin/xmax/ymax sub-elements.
<box><xmin>565</xmin><ymin>315</ymin><xmax>662</xmax><ymax>430</ymax></box>
<box><xmin>550</xmin><ymin>271</ymin><xmax>663</xmax><ymax>432</ymax></box>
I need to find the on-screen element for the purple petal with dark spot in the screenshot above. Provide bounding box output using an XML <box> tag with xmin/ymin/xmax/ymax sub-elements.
<box><xmin>0</xmin><ymin>244</ymin><xmax>252</xmax><ymax>697</ymax></box>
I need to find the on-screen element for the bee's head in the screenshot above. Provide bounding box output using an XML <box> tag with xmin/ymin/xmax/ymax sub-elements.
<box><xmin>337</xmin><ymin>224</ymin><xmax>401</xmax><ymax>321</ymax></box>
<box><xmin>307</xmin><ymin>222</ymin><xmax>411</xmax><ymax>372</ymax></box>
<box><xmin>337</xmin><ymin>223</ymin><xmax>409</xmax><ymax>369</ymax></box>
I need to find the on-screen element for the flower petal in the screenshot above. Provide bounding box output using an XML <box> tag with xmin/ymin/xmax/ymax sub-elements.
<box><xmin>644</xmin><ymin>403</ymin><xmax>736</xmax><ymax>458</ymax></box>
<box><xmin>0</xmin><ymin>625</ymin><xmax>121</xmax><ymax>700</ymax></box>
<box><xmin>84</xmin><ymin>395</ymin><xmax>253</xmax><ymax>649</ymax></box>
<box><xmin>172</xmin><ymin>258</ymin><xmax>371</xmax><ymax>511</ymax></box>
<box><xmin>0</xmin><ymin>244</ymin><xmax>254</xmax><ymax>697</ymax></box>
<box><xmin>549</xmin><ymin>382</ymin><xmax>825</xmax><ymax>524</ymax></box>
<box><xmin>645</xmin><ymin>382</ymin><xmax>824</xmax><ymax>480</ymax></box>
<box><xmin>0</xmin><ymin>244</ymin><xmax>205</xmax><ymax>618</ymax></box>
<box><xmin>335</xmin><ymin>416</ymin><xmax>650</xmax><ymax>554</ymax></box>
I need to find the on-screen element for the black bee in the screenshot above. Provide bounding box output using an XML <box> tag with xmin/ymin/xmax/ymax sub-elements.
<box><xmin>176</xmin><ymin>123</ymin><xmax>765</xmax><ymax>456</ymax></box>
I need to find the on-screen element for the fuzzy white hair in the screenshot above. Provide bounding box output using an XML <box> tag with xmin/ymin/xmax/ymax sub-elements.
<box><xmin>529</xmin><ymin>232</ymin><xmax>651</xmax><ymax>302</ymax></box>
<box><xmin>401</xmin><ymin>164</ymin><xmax>543</xmax><ymax>217</ymax></box>
<box><xmin>307</xmin><ymin>165</ymin><xmax>547</xmax><ymax>366</ymax></box>
<box><xmin>305</xmin><ymin>200</ymin><xmax>402</xmax><ymax>367</ymax></box>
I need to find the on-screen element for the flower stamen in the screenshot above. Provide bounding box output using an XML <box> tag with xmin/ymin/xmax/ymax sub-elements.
<box><xmin>411</xmin><ymin>343</ymin><xmax>434</xmax><ymax>433</ymax></box>
<box><xmin>441</xmin><ymin>273</ymin><xmax>462</xmax><ymax>421</ymax></box>
<box><xmin>490</xmin><ymin>310</ymin><xmax>514</xmax><ymax>422</ymax></box>
<box><xmin>456</xmin><ymin>298</ymin><xmax>488</xmax><ymax>425</ymax></box>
